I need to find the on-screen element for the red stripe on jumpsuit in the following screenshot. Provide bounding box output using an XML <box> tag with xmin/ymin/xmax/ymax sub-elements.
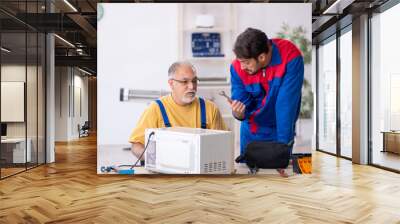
<box><xmin>232</xmin><ymin>39</ymin><xmax>301</xmax><ymax>134</ymax></box>
<box><xmin>249</xmin><ymin>67</ymin><xmax>271</xmax><ymax>133</ymax></box>
<box><xmin>248</xmin><ymin>39</ymin><xmax>302</xmax><ymax>133</ymax></box>
<box><xmin>233</xmin><ymin>61</ymin><xmax>269</xmax><ymax>134</ymax></box>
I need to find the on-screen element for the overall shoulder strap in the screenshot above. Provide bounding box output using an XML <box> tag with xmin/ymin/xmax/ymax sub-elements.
<box><xmin>155</xmin><ymin>99</ymin><xmax>171</xmax><ymax>127</ymax></box>
<box><xmin>199</xmin><ymin>97</ymin><xmax>206</xmax><ymax>129</ymax></box>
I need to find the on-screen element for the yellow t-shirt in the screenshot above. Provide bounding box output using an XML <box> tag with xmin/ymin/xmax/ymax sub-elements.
<box><xmin>129</xmin><ymin>95</ymin><xmax>227</xmax><ymax>144</ymax></box>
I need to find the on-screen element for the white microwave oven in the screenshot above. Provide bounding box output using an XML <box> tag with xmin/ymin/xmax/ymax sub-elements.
<box><xmin>144</xmin><ymin>127</ymin><xmax>233</xmax><ymax>174</ymax></box>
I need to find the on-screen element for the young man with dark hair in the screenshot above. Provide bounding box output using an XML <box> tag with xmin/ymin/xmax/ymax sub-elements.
<box><xmin>230</xmin><ymin>27</ymin><xmax>304</xmax><ymax>160</ymax></box>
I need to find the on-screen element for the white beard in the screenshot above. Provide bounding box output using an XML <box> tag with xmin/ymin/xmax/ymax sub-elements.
<box><xmin>181</xmin><ymin>92</ymin><xmax>196</xmax><ymax>104</ymax></box>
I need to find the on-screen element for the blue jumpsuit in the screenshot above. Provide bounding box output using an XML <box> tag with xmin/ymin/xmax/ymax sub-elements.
<box><xmin>230</xmin><ymin>38</ymin><xmax>304</xmax><ymax>155</ymax></box>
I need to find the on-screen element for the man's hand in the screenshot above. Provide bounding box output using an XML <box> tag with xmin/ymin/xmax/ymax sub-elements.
<box><xmin>231</xmin><ymin>100</ymin><xmax>246</xmax><ymax>120</ymax></box>
<box><xmin>131</xmin><ymin>143</ymin><xmax>145</xmax><ymax>161</ymax></box>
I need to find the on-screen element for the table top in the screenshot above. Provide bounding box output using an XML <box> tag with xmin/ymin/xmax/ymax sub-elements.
<box><xmin>381</xmin><ymin>131</ymin><xmax>400</xmax><ymax>134</ymax></box>
<box><xmin>97</xmin><ymin>144</ymin><xmax>150</xmax><ymax>174</ymax></box>
<box><xmin>97</xmin><ymin>144</ymin><xmax>295</xmax><ymax>175</ymax></box>
<box><xmin>1</xmin><ymin>138</ymin><xmax>28</xmax><ymax>143</ymax></box>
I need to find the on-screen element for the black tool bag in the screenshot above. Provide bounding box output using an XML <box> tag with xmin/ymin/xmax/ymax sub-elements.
<box><xmin>235</xmin><ymin>141</ymin><xmax>292</xmax><ymax>172</ymax></box>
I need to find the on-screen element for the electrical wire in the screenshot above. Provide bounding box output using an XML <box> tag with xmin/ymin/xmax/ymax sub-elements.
<box><xmin>130</xmin><ymin>132</ymin><xmax>155</xmax><ymax>170</ymax></box>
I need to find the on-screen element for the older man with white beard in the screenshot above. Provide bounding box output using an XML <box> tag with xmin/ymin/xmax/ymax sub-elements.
<box><xmin>129</xmin><ymin>61</ymin><xmax>227</xmax><ymax>161</ymax></box>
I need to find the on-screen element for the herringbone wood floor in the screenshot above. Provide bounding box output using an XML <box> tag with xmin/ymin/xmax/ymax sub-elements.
<box><xmin>1</xmin><ymin>135</ymin><xmax>400</xmax><ymax>223</ymax></box>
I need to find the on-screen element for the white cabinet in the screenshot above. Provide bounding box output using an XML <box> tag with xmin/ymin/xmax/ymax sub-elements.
<box><xmin>178</xmin><ymin>3</ymin><xmax>236</xmax><ymax>80</ymax></box>
<box><xmin>13</xmin><ymin>138</ymin><xmax>32</xmax><ymax>163</ymax></box>
<box><xmin>1</xmin><ymin>138</ymin><xmax>32</xmax><ymax>163</ymax></box>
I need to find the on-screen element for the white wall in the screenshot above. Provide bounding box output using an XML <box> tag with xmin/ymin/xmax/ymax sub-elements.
<box><xmin>235</xmin><ymin>3</ymin><xmax>313</xmax><ymax>103</ymax></box>
<box><xmin>1</xmin><ymin>65</ymin><xmax>26</xmax><ymax>82</ymax></box>
<box><xmin>72</xmin><ymin>73</ymin><xmax>89</xmax><ymax>138</ymax></box>
<box><xmin>1</xmin><ymin>82</ymin><xmax>24</xmax><ymax>122</ymax></box>
<box><xmin>1</xmin><ymin>65</ymin><xmax>37</xmax><ymax>137</ymax></box>
<box><xmin>235</xmin><ymin>3</ymin><xmax>312</xmax><ymax>81</ymax></box>
<box><xmin>55</xmin><ymin>67</ymin><xmax>68</xmax><ymax>141</ymax></box>
<box><xmin>1</xmin><ymin>64</ymin><xmax>46</xmax><ymax>163</ymax></box>
<box><xmin>98</xmin><ymin>3</ymin><xmax>311</xmax><ymax>147</ymax></box>
<box><xmin>97</xmin><ymin>3</ymin><xmax>179</xmax><ymax>145</ymax></box>
<box><xmin>235</xmin><ymin>4</ymin><xmax>312</xmax><ymax>46</ymax></box>
<box><xmin>55</xmin><ymin>67</ymin><xmax>89</xmax><ymax>141</ymax></box>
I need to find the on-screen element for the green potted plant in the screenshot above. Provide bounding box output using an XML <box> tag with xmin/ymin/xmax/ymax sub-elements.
<box><xmin>277</xmin><ymin>23</ymin><xmax>313</xmax><ymax>119</ymax></box>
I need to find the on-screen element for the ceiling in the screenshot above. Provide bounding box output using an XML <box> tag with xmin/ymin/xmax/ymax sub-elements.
<box><xmin>0</xmin><ymin>0</ymin><xmax>391</xmax><ymax>75</ymax></box>
<box><xmin>0</xmin><ymin>0</ymin><xmax>97</xmax><ymax>74</ymax></box>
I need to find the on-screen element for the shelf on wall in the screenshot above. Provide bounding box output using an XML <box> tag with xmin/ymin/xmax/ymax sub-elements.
<box><xmin>199</xmin><ymin>77</ymin><xmax>229</xmax><ymax>82</ymax></box>
<box><xmin>183</xmin><ymin>27</ymin><xmax>233</xmax><ymax>33</ymax></box>
<box><xmin>198</xmin><ymin>76</ymin><xmax>230</xmax><ymax>86</ymax></box>
<box><xmin>198</xmin><ymin>82</ymin><xmax>230</xmax><ymax>87</ymax></box>
<box><xmin>180</xmin><ymin>3</ymin><xmax>236</xmax><ymax>88</ymax></box>
<box><xmin>188</xmin><ymin>57</ymin><xmax>232</xmax><ymax>62</ymax></box>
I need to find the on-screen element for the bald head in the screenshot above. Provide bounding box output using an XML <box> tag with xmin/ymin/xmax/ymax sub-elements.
<box><xmin>167</xmin><ymin>61</ymin><xmax>198</xmax><ymax>105</ymax></box>
<box><xmin>168</xmin><ymin>61</ymin><xmax>197</xmax><ymax>79</ymax></box>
